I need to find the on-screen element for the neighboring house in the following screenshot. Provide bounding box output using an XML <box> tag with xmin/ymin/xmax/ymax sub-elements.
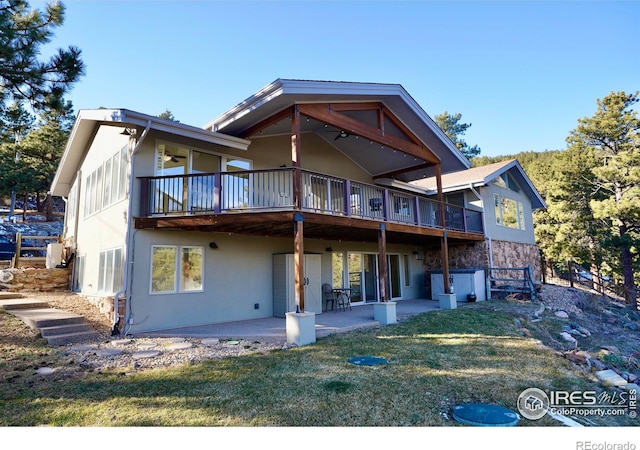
<box><xmin>50</xmin><ymin>79</ymin><xmax>538</xmax><ymax>335</ymax></box>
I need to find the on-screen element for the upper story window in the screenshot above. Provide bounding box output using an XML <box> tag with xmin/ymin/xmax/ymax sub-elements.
<box><xmin>445</xmin><ymin>192</ymin><xmax>465</xmax><ymax>207</ymax></box>
<box><xmin>155</xmin><ymin>141</ymin><xmax>251</xmax><ymax>176</ymax></box>
<box><xmin>494</xmin><ymin>194</ymin><xmax>525</xmax><ymax>230</ymax></box>
<box><xmin>83</xmin><ymin>146</ymin><xmax>128</xmax><ymax>218</ymax></box>
<box><xmin>491</xmin><ymin>172</ymin><xmax>521</xmax><ymax>193</ymax></box>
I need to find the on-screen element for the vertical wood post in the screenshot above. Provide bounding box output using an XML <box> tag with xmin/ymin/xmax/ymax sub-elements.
<box><xmin>378</xmin><ymin>224</ymin><xmax>388</xmax><ymax>302</ymax></box>
<box><xmin>291</xmin><ymin>106</ymin><xmax>302</xmax><ymax>210</ymax></box>
<box><xmin>436</xmin><ymin>163</ymin><xmax>450</xmax><ymax>293</ymax></box>
<box><xmin>294</xmin><ymin>213</ymin><xmax>305</xmax><ymax>312</ymax></box>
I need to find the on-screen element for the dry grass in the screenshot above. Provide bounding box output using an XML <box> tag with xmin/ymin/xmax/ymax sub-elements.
<box><xmin>1</xmin><ymin>294</ymin><xmax>636</xmax><ymax>427</ymax></box>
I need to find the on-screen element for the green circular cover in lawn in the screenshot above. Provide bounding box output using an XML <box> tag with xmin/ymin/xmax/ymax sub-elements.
<box><xmin>348</xmin><ymin>356</ymin><xmax>388</xmax><ymax>366</ymax></box>
<box><xmin>453</xmin><ymin>403</ymin><xmax>520</xmax><ymax>426</ymax></box>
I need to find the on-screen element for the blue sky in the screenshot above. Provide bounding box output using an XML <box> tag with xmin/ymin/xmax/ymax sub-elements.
<box><xmin>35</xmin><ymin>0</ymin><xmax>640</xmax><ymax>157</ymax></box>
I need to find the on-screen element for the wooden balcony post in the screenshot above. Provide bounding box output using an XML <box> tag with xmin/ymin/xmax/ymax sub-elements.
<box><xmin>382</xmin><ymin>189</ymin><xmax>390</xmax><ymax>221</ymax></box>
<box><xmin>378</xmin><ymin>224</ymin><xmax>388</xmax><ymax>302</ymax></box>
<box><xmin>139</xmin><ymin>178</ymin><xmax>149</xmax><ymax>217</ymax></box>
<box><xmin>213</xmin><ymin>172</ymin><xmax>221</xmax><ymax>214</ymax></box>
<box><xmin>462</xmin><ymin>207</ymin><xmax>469</xmax><ymax>232</ymax></box>
<box><xmin>413</xmin><ymin>196</ymin><xmax>421</xmax><ymax>226</ymax></box>
<box><xmin>344</xmin><ymin>179</ymin><xmax>352</xmax><ymax>217</ymax></box>
<box><xmin>436</xmin><ymin>163</ymin><xmax>450</xmax><ymax>293</ymax></box>
<box><xmin>294</xmin><ymin>213</ymin><xmax>305</xmax><ymax>312</ymax></box>
<box><xmin>291</xmin><ymin>106</ymin><xmax>302</xmax><ymax>210</ymax></box>
<box><xmin>441</xmin><ymin>231</ymin><xmax>450</xmax><ymax>294</ymax></box>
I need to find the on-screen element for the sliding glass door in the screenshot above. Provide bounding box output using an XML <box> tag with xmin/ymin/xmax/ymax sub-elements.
<box><xmin>343</xmin><ymin>252</ymin><xmax>403</xmax><ymax>304</ymax></box>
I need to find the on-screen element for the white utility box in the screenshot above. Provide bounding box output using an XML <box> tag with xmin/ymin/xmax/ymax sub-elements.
<box><xmin>430</xmin><ymin>268</ymin><xmax>486</xmax><ymax>302</ymax></box>
<box><xmin>46</xmin><ymin>243</ymin><xmax>64</xmax><ymax>269</ymax></box>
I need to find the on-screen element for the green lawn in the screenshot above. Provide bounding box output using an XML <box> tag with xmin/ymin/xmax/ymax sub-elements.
<box><xmin>0</xmin><ymin>302</ymin><xmax>636</xmax><ymax>427</ymax></box>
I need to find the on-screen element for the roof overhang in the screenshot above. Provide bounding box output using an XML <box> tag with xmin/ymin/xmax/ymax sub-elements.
<box><xmin>205</xmin><ymin>79</ymin><xmax>470</xmax><ymax>179</ymax></box>
<box><xmin>409</xmin><ymin>159</ymin><xmax>546</xmax><ymax>210</ymax></box>
<box><xmin>51</xmin><ymin>109</ymin><xmax>250</xmax><ymax>197</ymax></box>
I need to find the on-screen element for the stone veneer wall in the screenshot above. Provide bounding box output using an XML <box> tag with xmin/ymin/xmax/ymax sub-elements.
<box><xmin>489</xmin><ymin>240</ymin><xmax>542</xmax><ymax>283</ymax></box>
<box><xmin>422</xmin><ymin>239</ymin><xmax>543</xmax><ymax>297</ymax></box>
<box><xmin>0</xmin><ymin>266</ymin><xmax>122</xmax><ymax>328</ymax></box>
<box><xmin>79</xmin><ymin>294</ymin><xmax>123</xmax><ymax>329</ymax></box>
<box><xmin>0</xmin><ymin>267</ymin><xmax>71</xmax><ymax>292</ymax></box>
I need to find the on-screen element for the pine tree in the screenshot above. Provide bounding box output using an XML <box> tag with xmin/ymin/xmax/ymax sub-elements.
<box><xmin>0</xmin><ymin>0</ymin><xmax>84</xmax><ymax>113</ymax></box>
<box><xmin>434</xmin><ymin>111</ymin><xmax>481</xmax><ymax>159</ymax></box>
<box><xmin>568</xmin><ymin>91</ymin><xmax>640</xmax><ymax>307</ymax></box>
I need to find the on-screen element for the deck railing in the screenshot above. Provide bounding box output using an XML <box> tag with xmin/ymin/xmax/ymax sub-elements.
<box><xmin>139</xmin><ymin>168</ymin><xmax>484</xmax><ymax>234</ymax></box>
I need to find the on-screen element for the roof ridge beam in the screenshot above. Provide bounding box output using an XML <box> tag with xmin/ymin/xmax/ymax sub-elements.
<box><xmin>298</xmin><ymin>103</ymin><xmax>439</xmax><ymax>164</ymax></box>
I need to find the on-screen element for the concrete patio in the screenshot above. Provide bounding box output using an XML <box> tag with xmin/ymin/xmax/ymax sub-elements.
<box><xmin>136</xmin><ymin>299</ymin><xmax>448</xmax><ymax>342</ymax></box>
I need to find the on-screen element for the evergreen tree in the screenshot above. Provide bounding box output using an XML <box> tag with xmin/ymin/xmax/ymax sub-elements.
<box><xmin>9</xmin><ymin>100</ymin><xmax>76</xmax><ymax>220</ymax></box>
<box><xmin>0</xmin><ymin>0</ymin><xmax>84</xmax><ymax>114</ymax></box>
<box><xmin>434</xmin><ymin>111</ymin><xmax>481</xmax><ymax>159</ymax></box>
<box><xmin>157</xmin><ymin>109</ymin><xmax>179</xmax><ymax>122</ymax></box>
<box><xmin>568</xmin><ymin>91</ymin><xmax>640</xmax><ymax>306</ymax></box>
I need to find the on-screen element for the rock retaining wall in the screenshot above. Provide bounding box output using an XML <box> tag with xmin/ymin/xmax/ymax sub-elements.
<box><xmin>422</xmin><ymin>239</ymin><xmax>543</xmax><ymax>295</ymax></box>
<box><xmin>0</xmin><ymin>267</ymin><xmax>71</xmax><ymax>292</ymax></box>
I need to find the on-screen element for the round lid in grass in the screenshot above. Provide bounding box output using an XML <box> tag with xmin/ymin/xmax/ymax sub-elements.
<box><xmin>348</xmin><ymin>356</ymin><xmax>388</xmax><ymax>366</ymax></box>
<box><xmin>452</xmin><ymin>403</ymin><xmax>520</xmax><ymax>426</ymax></box>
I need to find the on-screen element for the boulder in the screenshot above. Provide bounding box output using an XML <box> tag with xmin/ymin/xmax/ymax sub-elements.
<box><xmin>595</xmin><ymin>369</ymin><xmax>627</xmax><ymax>387</ymax></box>
<box><xmin>559</xmin><ymin>332</ymin><xmax>577</xmax><ymax>343</ymax></box>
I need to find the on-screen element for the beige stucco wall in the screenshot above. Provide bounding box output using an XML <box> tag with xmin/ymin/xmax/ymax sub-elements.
<box><xmin>479</xmin><ymin>184</ymin><xmax>537</xmax><ymax>245</ymax></box>
<box><xmin>62</xmin><ymin>126</ymin><xmax>130</xmax><ymax>296</ymax></box>
<box><xmin>127</xmin><ymin>229</ymin><xmax>424</xmax><ymax>333</ymax></box>
<box><xmin>244</xmin><ymin>133</ymin><xmax>374</xmax><ymax>182</ymax></box>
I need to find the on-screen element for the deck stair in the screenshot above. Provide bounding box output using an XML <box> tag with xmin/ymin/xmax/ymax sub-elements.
<box><xmin>487</xmin><ymin>266</ymin><xmax>537</xmax><ymax>301</ymax></box>
<box><xmin>0</xmin><ymin>294</ymin><xmax>99</xmax><ymax>346</ymax></box>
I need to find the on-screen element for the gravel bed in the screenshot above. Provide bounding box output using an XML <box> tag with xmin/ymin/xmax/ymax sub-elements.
<box><xmin>63</xmin><ymin>336</ymin><xmax>292</xmax><ymax>371</ymax></box>
<box><xmin>23</xmin><ymin>291</ymin><xmax>292</xmax><ymax>371</ymax></box>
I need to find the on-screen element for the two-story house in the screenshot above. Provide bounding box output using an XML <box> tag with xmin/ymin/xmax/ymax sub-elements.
<box><xmin>51</xmin><ymin>79</ymin><xmax>533</xmax><ymax>339</ymax></box>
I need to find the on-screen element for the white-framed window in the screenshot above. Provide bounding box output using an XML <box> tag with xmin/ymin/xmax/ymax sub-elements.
<box><xmin>102</xmin><ymin>145</ymin><xmax>128</xmax><ymax>209</ymax></box>
<box><xmin>403</xmin><ymin>254</ymin><xmax>412</xmax><ymax>287</ymax></box>
<box><xmin>72</xmin><ymin>254</ymin><xmax>85</xmax><ymax>292</ymax></box>
<box><xmin>155</xmin><ymin>140</ymin><xmax>252</xmax><ymax>177</ymax></box>
<box><xmin>150</xmin><ymin>245</ymin><xmax>204</xmax><ymax>294</ymax></box>
<box><xmin>180</xmin><ymin>246</ymin><xmax>203</xmax><ymax>292</ymax></box>
<box><xmin>84</xmin><ymin>166</ymin><xmax>102</xmax><ymax>217</ymax></box>
<box><xmin>98</xmin><ymin>247</ymin><xmax>123</xmax><ymax>294</ymax></box>
<box><xmin>67</xmin><ymin>181</ymin><xmax>77</xmax><ymax>223</ymax></box>
<box><xmin>494</xmin><ymin>194</ymin><xmax>525</xmax><ymax>230</ymax></box>
<box><xmin>84</xmin><ymin>146</ymin><xmax>128</xmax><ymax>217</ymax></box>
<box><xmin>491</xmin><ymin>172</ymin><xmax>522</xmax><ymax>193</ymax></box>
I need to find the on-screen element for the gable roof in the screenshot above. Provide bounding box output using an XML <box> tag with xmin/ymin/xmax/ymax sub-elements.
<box><xmin>205</xmin><ymin>79</ymin><xmax>471</xmax><ymax>178</ymax></box>
<box><xmin>410</xmin><ymin>159</ymin><xmax>547</xmax><ymax>210</ymax></box>
<box><xmin>51</xmin><ymin>109</ymin><xmax>250</xmax><ymax>197</ymax></box>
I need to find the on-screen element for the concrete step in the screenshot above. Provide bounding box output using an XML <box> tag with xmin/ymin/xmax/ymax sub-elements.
<box><xmin>39</xmin><ymin>322</ymin><xmax>94</xmax><ymax>337</ymax></box>
<box><xmin>0</xmin><ymin>299</ymin><xmax>50</xmax><ymax>310</ymax></box>
<box><xmin>3</xmin><ymin>298</ymin><xmax>102</xmax><ymax>346</ymax></box>
<box><xmin>11</xmin><ymin>308</ymin><xmax>85</xmax><ymax>329</ymax></box>
<box><xmin>0</xmin><ymin>292</ymin><xmax>25</xmax><ymax>300</ymax></box>
<box><xmin>44</xmin><ymin>330</ymin><xmax>100</xmax><ymax>346</ymax></box>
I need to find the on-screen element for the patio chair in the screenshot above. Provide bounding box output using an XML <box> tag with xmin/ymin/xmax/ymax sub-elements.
<box><xmin>336</xmin><ymin>290</ymin><xmax>352</xmax><ymax>312</ymax></box>
<box><xmin>322</xmin><ymin>283</ymin><xmax>338</xmax><ymax>312</ymax></box>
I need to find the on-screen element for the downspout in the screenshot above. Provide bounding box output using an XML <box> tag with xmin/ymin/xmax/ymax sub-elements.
<box><xmin>64</xmin><ymin>172</ymin><xmax>82</xmax><ymax>290</ymax></box>
<box><xmin>112</xmin><ymin>121</ymin><xmax>151</xmax><ymax>335</ymax></box>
